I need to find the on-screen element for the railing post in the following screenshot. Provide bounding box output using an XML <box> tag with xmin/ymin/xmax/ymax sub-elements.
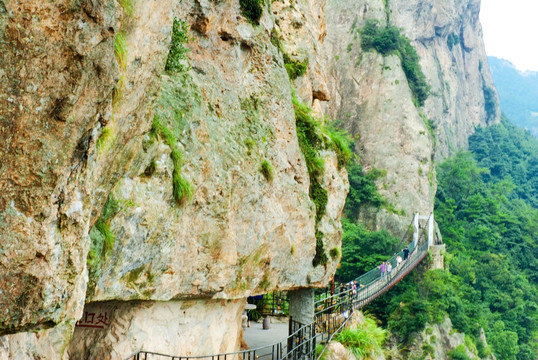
<box><xmin>288</xmin><ymin>315</ymin><xmax>293</xmax><ymax>359</ymax></box>
<box><xmin>413</xmin><ymin>212</ymin><xmax>419</xmax><ymax>250</ymax></box>
<box><xmin>428</xmin><ymin>214</ymin><xmax>434</xmax><ymax>248</ymax></box>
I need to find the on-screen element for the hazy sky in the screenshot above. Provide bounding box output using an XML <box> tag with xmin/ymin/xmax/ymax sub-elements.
<box><xmin>480</xmin><ymin>0</ymin><xmax>538</xmax><ymax>71</ymax></box>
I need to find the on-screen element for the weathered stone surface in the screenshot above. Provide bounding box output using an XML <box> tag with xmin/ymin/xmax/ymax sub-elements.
<box><xmin>387</xmin><ymin>317</ymin><xmax>494</xmax><ymax>360</ymax></box>
<box><xmin>67</xmin><ymin>299</ymin><xmax>245</xmax><ymax>359</ymax></box>
<box><xmin>0</xmin><ymin>0</ymin><xmax>176</xmax><ymax>352</ymax></box>
<box><xmin>87</xmin><ymin>0</ymin><xmax>348</xmax><ymax>303</ymax></box>
<box><xmin>321</xmin><ymin>0</ymin><xmax>498</xmax><ymax>233</ymax></box>
<box><xmin>0</xmin><ymin>321</ymin><xmax>73</xmax><ymax>360</ymax></box>
<box><xmin>388</xmin><ymin>0</ymin><xmax>500</xmax><ymax>158</ymax></box>
<box><xmin>1</xmin><ymin>0</ymin><xmax>349</xmax><ymax>355</ymax></box>
<box><xmin>324</xmin><ymin>342</ymin><xmax>357</xmax><ymax>360</ymax></box>
<box><xmin>272</xmin><ymin>0</ymin><xmax>329</xmax><ymax>106</ymax></box>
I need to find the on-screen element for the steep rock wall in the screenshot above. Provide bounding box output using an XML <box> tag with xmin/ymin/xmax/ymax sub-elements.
<box><xmin>321</xmin><ymin>0</ymin><xmax>499</xmax><ymax>232</ymax></box>
<box><xmin>0</xmin><ymin>0</ymin><xmax>348</xmax><ymax>358</ymax></box>
<box><xmin>71</xmin><ymin>0</ymin><xmax>348</xmax><ymax>355</ymax></box>
<box><xmin>0</xmin><ymin>0</ymin><xmax>176</xmax><ymax>356</ymax></box>
<box><xmin>67</xmin><ymin>299</ymin><xmax>246</xmax><ymax>359</ymax></box>
<box><xmin>387</xmin><ymin>317</ymin><xmax>495</xmax><ymax>360</ymax></box>
<box><xmin>388</xmin><ymin>0</ymin><xmax>500</xmax><ymax>158</ymax></box>
<box><xmin>86</xmin><ymin>0</ymin><xmax>348</xmax><ymax>303</ymax></box>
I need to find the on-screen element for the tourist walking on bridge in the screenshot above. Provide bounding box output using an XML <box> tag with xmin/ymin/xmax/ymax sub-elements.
<box><xmin>379</xmin><ymin>262</ymin><xmax>387</xmax><ymax>279</ymax></box>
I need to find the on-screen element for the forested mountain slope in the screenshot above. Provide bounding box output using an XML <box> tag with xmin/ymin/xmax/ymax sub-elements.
<box><xmin>340</xmin><ymin>119</ymin><xmax>537</xmax><ymax>360</ymax></box>
<box><xmin>433</xmin><ymin>118</ymin><xmax>537</xmax><ymax>359</ymax></box>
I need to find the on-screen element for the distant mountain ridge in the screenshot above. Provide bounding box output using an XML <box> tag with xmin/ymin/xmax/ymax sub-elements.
<box><xmin>488</xmin><ymin>56</ymin><xmax>538</xmax><ymax>137</ymax></box>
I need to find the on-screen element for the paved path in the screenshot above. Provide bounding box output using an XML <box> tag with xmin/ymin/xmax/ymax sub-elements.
<box><xmin>244</xmin><ymin>321</ymin><xmax>289</xmax><ymax>353</ymax></box>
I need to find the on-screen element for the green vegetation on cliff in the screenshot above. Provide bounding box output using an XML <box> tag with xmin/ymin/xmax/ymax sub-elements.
<box><xmin>293</xmin><ymin>96</ymin><xmax>329</xmax><ymax>266</ymax></box>
<box><xmin>151</xmin><ymin>115</ymin><xmax>193</xmax><ymax>205</ymax></box>
<box><xmin>270</xmin><ymin>28</ymin><xmax>309</xmax><ymax>81</ymax></box>
<box><xmin>259</xmin><ymin>159</ymin><xmax>274</xmax><ymax>182</ymax></box>
<box><xmin>283</xmin><ymin>53</ymin><xmax>309</xmax><ymax>80</ymax></box>
<box><xmin>335</xmin><ymin>315</ymin><xmax>387</xmax><ymax>359</ymax></box>
<box><xmin>447</xmin><ymin>33</ymin><xmax>460</xmax><ymax>50</ymax></box>
<box><xmin>359</xmin><ymin>119</ymin><xmax>537</xmax><ymax>360</ymax></box>
<box><xmin>360</xmin><ymin>19</ymin><xmax>430</xmax><ymax>107</ymax></box>
<box><xmin>87</xmin><ymin>193</ymin><xmax>122</xmax><ymax>297</ymax></box>
<box><xmin>240</xmin><ymin>0</ymin><xmax>264</xmax><ymax>24</ymax></box>
<box><xmin>292</xmin><ymin>95</ymin><xmax>353</xmax><ymax>266</ymax></box>
<box><xmin>148</xmin><ymin>23</ymin><xmax>198</xmax><ymax>206</ymax></box>
<box><xmin>165</xmin><ymin>18</ymin><xmax>190</xmax><ymax>73</ymax></box>
<box><xmin>114</xmin><ymin>31</ymin><xmax>127</xmax><ymax>70</ymax></box>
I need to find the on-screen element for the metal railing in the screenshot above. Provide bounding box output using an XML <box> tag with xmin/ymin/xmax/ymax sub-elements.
<box><xmin>128</xmin><ymin>321</ymin><xmax>316</xmax><ymax>360</ymax></box>
<box><xmin>128</xmin><ymin>216</ymin><xmax>433</xmax><ymax>360</ymax></box>
<box><xmin>313</xmin><ymin>233</ymin><xmax>430</xmax><ymax>359</ymax></box>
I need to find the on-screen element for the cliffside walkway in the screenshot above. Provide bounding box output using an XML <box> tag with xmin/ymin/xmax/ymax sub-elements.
<box><xmin>128</xmin><ymin>214</ymin><xmax>438</xmax><ymax>360</ymax></box>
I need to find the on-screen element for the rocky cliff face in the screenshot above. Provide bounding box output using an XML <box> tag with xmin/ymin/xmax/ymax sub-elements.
<box><xmin>320</xmin><ymin>0</ymin><xmax>499</xmax><ymax>233</ymax></box>
<box><xmin>323</xmin><ymin>313</ymin><xmax>495</xmax><ymax>360</ymax></box>
<box><xmin>0</xmin><ymin>0</ymin><xmax>347</xmax><ymax>358</ymax></box>
<box><xmin>386</xmin><ymin>317</ymin><xmax>496</xmax><ymax>360</ymax></box>
<box><xmin>1</xmin><ymin>0</ymin><xmax>497</xmax><ymax>358</ymax></box>
<box><xmin>1</xmin><ymin>0</ymin><xmax>176</xmax><ymax>357</ymax></box>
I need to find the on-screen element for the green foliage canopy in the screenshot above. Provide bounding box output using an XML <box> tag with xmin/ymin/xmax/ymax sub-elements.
<box><xmin>357</xmin><ymin>119</ymin><xmax>537</xmax><ymax>360</ymax></box>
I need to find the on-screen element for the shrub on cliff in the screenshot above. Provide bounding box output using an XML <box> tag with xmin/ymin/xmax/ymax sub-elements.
<box><xmin>165</xmin><ymin>18</ymin><xmax>190</xmax><ymax>73</ymax></box>
<box><xmin>240</xmin><ymin>0</ymin><xmax>264</xmax><ymax>24</ymax></box>
<box><xmin>283</xmin><ymin>53</ymin><xmax>309</xmax><ymax>80</ymax></box>
<box><xmin>259</xmin><ymin>160</ymin><xmax>274</xmax><ymax>182</ymax></box>
<box><xmin>360</xmin><ymin>19</ymin><xmax>430</xmax><ymax>107</ymax></box>
<box><xmin>335</xmin><ymin>315</ymin><xmax>387</xmax><ymax>359</ymax></box>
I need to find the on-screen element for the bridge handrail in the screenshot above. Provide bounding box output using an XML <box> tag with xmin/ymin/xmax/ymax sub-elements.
<box><xmin>126</xmin><ymin>321</ymin><xmax>316</xmax><ymax>360</ymax></box>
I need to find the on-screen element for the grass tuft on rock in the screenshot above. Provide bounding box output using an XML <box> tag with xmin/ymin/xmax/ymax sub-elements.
<box><xmin>119</xmin><ymin>0</ymin><xmax>135</xmax><ymax>18</ymax></box>
<box><xmin>114</xmin><ymin>31</ymin><xmax>127</xmax><ymax>70</ymax></box>
<box><xmin>283</xmin><ymin>53</ymin><xmax>309</xmax><ymax>80</ymax></box>
<box><xmin>329</xmin><ymin>247</ymin><xmax>341</xmax><ymax>259</ymax></box>
<box><xmin>259</xmin><ymin>159</ymin><xmax>274</xmax><ymax>182</ymax></box>
<box><xmin>313</xmin><ymin>231</ymin><xmax>328</xmax><ymax>267</ymax></box>
<box><xmin>96</xmin><ymin>127</ymin><xmax>114</xmax><ymax>153</ymax></box>
<box><xmin>334</xmin><ymin>316</ymin><xmax>387</xmax><ymax>359</ymax></box>
<box><xmin>152</xmin><ymin>115</ymin><xmax>193</xmax><ymax>205</ymax></box>
<box><xmin>87</xmin><ymin>193</ymin><xmax>121</xmax><ymax>297</ymax></box>
<box><xmin>323</xmin><ymin>125</ymin><xmax>354</xmax><ymax>168</ymax></box>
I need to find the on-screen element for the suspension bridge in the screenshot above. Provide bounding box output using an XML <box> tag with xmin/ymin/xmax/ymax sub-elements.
<box><xmin>128</xmin><ymin>213</ymin><xmax>442</xmax><ymax>360</ymax></box>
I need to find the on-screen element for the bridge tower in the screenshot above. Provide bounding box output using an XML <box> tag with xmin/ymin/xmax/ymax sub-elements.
<box><xmin>413</xmin><ymin>213</ymin><xmax>445</xmax><ymax>269</ymax></box>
